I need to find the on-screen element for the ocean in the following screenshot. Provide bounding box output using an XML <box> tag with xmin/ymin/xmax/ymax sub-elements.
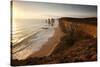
<box><xmin>12</xmin><ymin>19</ymin><xmax>58</xmax><ymax>60</ymax></box>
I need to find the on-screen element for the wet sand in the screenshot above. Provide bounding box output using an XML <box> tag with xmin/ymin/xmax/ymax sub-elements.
<box><xmin>29</xmin><ymin>26</ymin><xmax>65</xmax><ymax>58</ymax></box>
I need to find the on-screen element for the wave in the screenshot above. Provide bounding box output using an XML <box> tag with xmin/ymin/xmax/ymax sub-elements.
<box><xmin>12</xmin><ymin>28</ymin><xmax>55</xmax><ymax>60</ymax></box>
<box><xmin>12</xmin><ymin>28</ymin><xmax>43</xmax><ymax>53</ymax></box>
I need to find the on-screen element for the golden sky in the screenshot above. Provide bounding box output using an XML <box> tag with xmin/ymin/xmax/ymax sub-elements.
<box><xmin>12</xmin><ymin>1</ymin><xmax>97</xmax><ymax>19</ymax></box>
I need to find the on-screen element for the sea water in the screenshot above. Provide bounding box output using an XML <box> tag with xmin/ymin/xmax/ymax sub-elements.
<box><xmin>12</xmin><ymin>19</ymin><xmax>58</xmax><ymax>60</ymax></box>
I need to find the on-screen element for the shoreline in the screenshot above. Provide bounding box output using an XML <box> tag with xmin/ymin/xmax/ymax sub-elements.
<box><xmin>11</xmin><ymin>17</ymin><xmax>97</xmax><ymax>66</ymax></box>
<box><xmin>29</xmin><ymin>26</ymin><xmax>65</xmax><ymax>58</ymax></box>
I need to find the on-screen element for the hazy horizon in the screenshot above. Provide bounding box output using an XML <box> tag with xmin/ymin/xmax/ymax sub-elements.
<box><xmin>12</xmin><ymin>1</ymin><xmax>97</xmax><ymax>19</ymax></box>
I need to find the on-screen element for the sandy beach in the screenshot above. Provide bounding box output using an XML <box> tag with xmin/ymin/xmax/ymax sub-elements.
<box><xmin>29</xmin><ymin>26</ymin><xmax>65</xmax><ymax>58</ymax></box>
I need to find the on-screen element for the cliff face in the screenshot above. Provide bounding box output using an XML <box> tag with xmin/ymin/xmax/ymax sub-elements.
<box><xmin>11</xmin><ymin>17</ymin><xmax>97</xmax><ymax>66</ymax></box>
<box><xmin>58</xmin><ymin>17</ymin><xmax>97</xmax><ymax>38</ymax></box>
<box><xmin>53</xmin><ymin>17</ymin><xmax>97</xmax><ymax>55</ymax></box>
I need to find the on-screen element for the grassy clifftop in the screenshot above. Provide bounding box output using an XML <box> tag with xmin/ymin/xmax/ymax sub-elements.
<box><xmin>59</xmin><ymin>17</ymin><xmax>97</xmax><ymax>25</ymax></box>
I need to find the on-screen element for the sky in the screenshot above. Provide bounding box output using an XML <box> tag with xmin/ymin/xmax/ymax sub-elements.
<box><xmin>12</xmin><ymin>1</ymin><xmax>97</xmax><ymax>19</ymax></box>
